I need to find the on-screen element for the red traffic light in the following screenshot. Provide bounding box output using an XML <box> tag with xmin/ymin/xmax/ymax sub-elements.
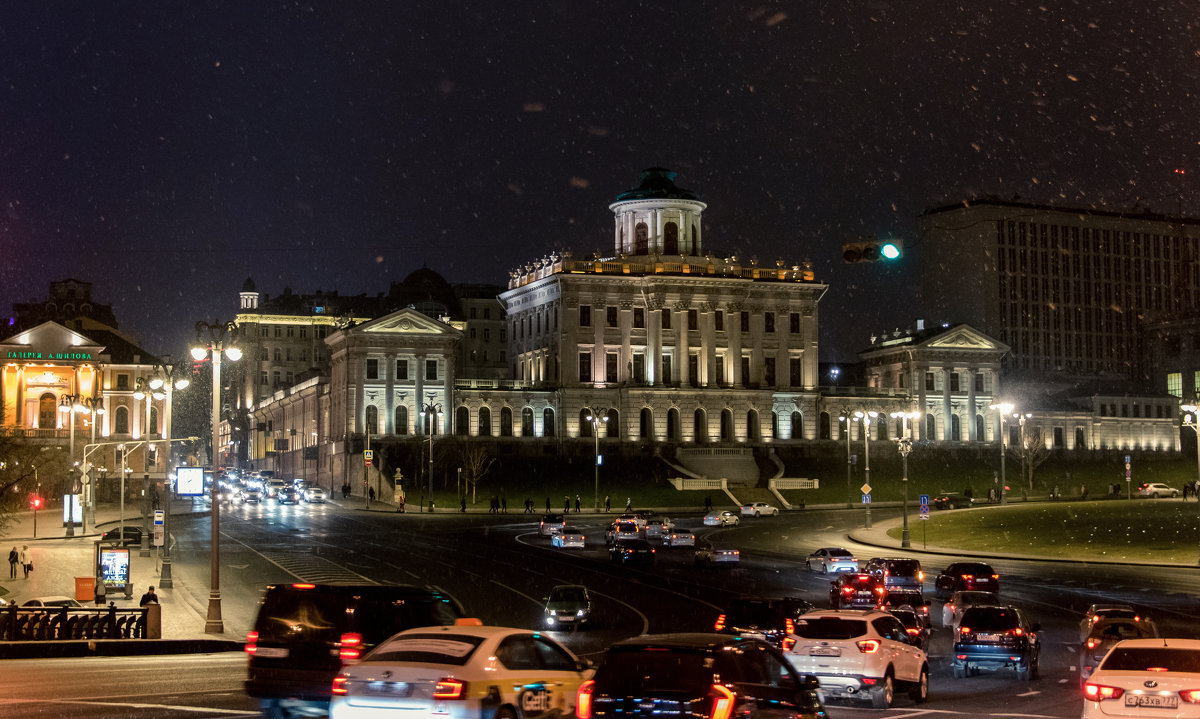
<box><xmin>30</xmin><ymin>496</ymin><xmax>43</xmax><ymax>509</ymax></box>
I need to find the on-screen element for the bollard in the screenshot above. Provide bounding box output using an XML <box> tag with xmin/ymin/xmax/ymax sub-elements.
<box><xmin>144</xmin><ymin>603</ymin><xmax>161</xmax><ymax>639</ymax></box>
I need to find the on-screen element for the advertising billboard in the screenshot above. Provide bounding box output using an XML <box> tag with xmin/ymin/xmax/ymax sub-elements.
<box><xmin>99</xmin><ymin>547</ymin><xmax>130</xmax><ymax>590</ymax></box>
<box><xmin>176</xmin><ymin>466</ymin><xmax>205</xmax><ymax>496</ymax></box>
<box><xmin>61</xmin><ymin>494</ymin><xmax>82</xmax><ymax>526</ymax></box>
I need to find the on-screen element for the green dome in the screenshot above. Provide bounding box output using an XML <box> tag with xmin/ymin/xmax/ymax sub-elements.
<box><xmin>615</xmin><ymin>167</ymin><xmax>700</xmax><ymax>202</ymax></box>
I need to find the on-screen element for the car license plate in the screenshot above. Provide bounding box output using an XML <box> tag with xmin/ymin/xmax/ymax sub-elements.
<box><xmin>254</xmin><ymin>647</ymin><xmax>288</xmax><ymax>658</ymax></box>
<box><xmin>810</xmin><ymin>646</ymin><xmax>841</xmax><ymax>657</ymax></box>
<box><xmin>1125</xmin><ymin>695</ymin><xmax>1179</xmax><ymax>709</ymax></box>
<box><xmin>741</xmin><ymin>632</ymin><xmax>765</xmax><ymax>640</ymax></box>
<box><xmin>367</xmin><ymin>681</ymin><xmax>412</xmax><ymax>696</ymax></box>
<box><xmin>976</xmin><ymin>633</ymin><xmax>1001</xmax><ymax>641</ymax></box>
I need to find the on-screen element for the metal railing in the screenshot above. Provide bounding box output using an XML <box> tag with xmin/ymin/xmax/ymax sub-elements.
<box><xmin>0</xmin><ymin>605</ymin><xmax>148</xmax><ymax>641</ymax></box>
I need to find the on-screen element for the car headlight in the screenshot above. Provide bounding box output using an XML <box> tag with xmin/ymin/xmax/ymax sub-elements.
<box><xmin>576</xmin><ymin>610</ymin><xmax>585</xmax><ymax>617</ymax></box>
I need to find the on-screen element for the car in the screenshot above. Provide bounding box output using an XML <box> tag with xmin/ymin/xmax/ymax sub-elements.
<box><xmin>538</xmin><ymin>513</ymin><xmax>566</xmax><ymax>536</ymax></box>
<box><xmin>713</xmin><ymin>596</ymin><xmax>816</xmax><ymax>648</ymax></box>
<box><xmin>888</xmin><ymin>605</ymin><xmax>931</xmax><ymax>649</ymax></box>
<box><xmin>940</xmin><ymin>590</ymin><xmax>1000</xmax><ymax>630</ymax></box>
<box><xmin>578</xmin><ymin>633</ymin><xmax>826</xmax><ymax>719</ymax></box>
<box><xmin>609</xmin><ymin>538</ymin><xmax>655</xmax><ymax>565</ymax></box>
<box><xmin>932</xmin><ymin>492</ymin><xmax>974</xmax><ymax>509</ymax></box>
<box><xmin>235</xmin><ymin>487</ymin><xmax>263</xmax><ymax>504</ymax></box>
<box><xmin>551</xmin><ymin>526</ymin><xmax>586</xmax><ymax>548</ymax></box>
<box><xmin>604</xmin><ymin>521</ymin><xmax>640</xmax><ymax>545</ymax></box>
<box><xmin>290</xmin><ymin>477</ymin><xmax>307</xmax><ymax>489</ymax></box>
<box><xmin>1079</xmin><ymin>618</ymin><xmax>1160</xmax><ymax>685</ymax></box>
<box><xmin>1079</xmin><ymin>603</ymin><xmax>1144</xmax><ymax>641</ymax></box>
<box><xmin>1137</xmin><ymin>482</ymin><xmax>1180</xmax><ymax>498</ymax></box>
<box><xmin>22</xmin><ymin>596</ymin><xmax>84</xmax><ymax>608</ymax></box>
<box><xmin>276</xmin><ymin>486</ymin><xmax>301</xmax><ymax>504</ymax></box>
<box><xmin>740</xmin><ymin>501</ymin><xmax>780</xmax><ymax>517</ymax></box>
<box><xmin>246</xmin><ymin>583</ymin><xmax>465</xmax><ymax>718</ymax></box>
<box><xmin>951</xmin><ymin>605</ymin><xmax>1041</xmax><ymax>680</ymax></box>
<box><xmin>881</xmin><ymin>589</ymin><xmax>931</xmax><ymax>626</ymax></box>
<box><xmin>1081</xmin><ymin>638</ymin><xmax>1200</xmax><ymax>717</ymax></box>
<box><xmin>661</xmin><ymin>528</ymin><xmax>696</xmax><ymax>547</ymax></box>
<box><xmin>302</xmin><ymin>485</ymin><xmax>327</xmax><ymax>503</ymax></box>
<box><xmin>806</xmin><ymin>547</ymin><xmax>858</xmax><ymax>574</ymax></box>
<box><xmin>863</xmin><ymin>557</ymin><xmax>924</xmax><ymax>592</ymax></box>
<box><xmin>264</xmin><ymin>479</ymin><xmax>288</xmax><ymax>498</ymax></box>
<box><xmin>702</xmin><ymin>510</ymin><xmax>740</xmax><ymax>526</ymax></box>
<box><xmin>642</xmin><ymin>517</ymin><xmax>675</xmax><ymax>539</ymax></box>
<box><xmin>330</xmin><ymin>621</ymin><xmax>593</xmax><ymax>719</ymax></box>
<box><xmin>829</xmin><ymin>573</ymin><xmax>887</xmax><ymax>610</ymax></box>
<box><xmin>694</xmin><ymin>541</ymin><xmax>740</xmax><ymax>567</ymax></box>
<box><xmin>784</xmin><ymin>609</ymin><xmax>929</xmax><ymax>708</ymax></box>
<box><xmin>934</xmin><ymin>561</ymin><xmax>998</xmax><ymax>598</ymax></box>
<box><xmin>101</xmin><ymin>526</ymin><xmax>143</xmax><ymax>546</ymax></box>
<box><xmin>543</xmin><ymin>584</ymin><xmax>592</xmax><ymax>629</ymax></box>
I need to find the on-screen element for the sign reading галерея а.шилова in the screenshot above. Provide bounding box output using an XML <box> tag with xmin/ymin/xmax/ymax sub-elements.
<box><xmin>6</xmin><ymin>350</ymin><xmax>96</xmax><ymax>361</ymax></box>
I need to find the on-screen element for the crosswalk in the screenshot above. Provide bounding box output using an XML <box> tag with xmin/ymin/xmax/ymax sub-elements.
<box><xmin>256</xmin><ymin>550</ymin><xmax>376</xmax><ymax>585</ymax></box>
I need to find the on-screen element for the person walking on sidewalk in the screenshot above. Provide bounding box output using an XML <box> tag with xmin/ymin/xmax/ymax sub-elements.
<box><xmin>94</xmin><ymin>573</ymin><xmax>107</xmax><ymax>606</ymax></box>
<box><xmin>19</xmin><ymin>545</ymin><xmax>31</xmax><ymax>578</ymax></box>
<box><xmin>575</xmin><ymin>495</ymin><xmax>581</xmax><ymax>513</ymax></box>
<box><xmin>7</xmin><ymin>546</ymin><xmax>17</xmax><ymax>579</ymax></box>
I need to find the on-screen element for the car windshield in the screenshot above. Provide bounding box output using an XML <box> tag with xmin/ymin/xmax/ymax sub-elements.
<box><xmin>829</xmin><ymin>550</ymin><xmax>853</xmax><ymax>558</ymax></box>
<box><xmin>886</xmin><ymin>591</ymin><xmax>923</xmax><ymax>607</ymax></box>
<box><xmin>1096</xmin><ymin>609</ymin><xmax>1137</xmax><ymax>620</ymax></box>
<box><xmin>794</xmin><ymin>617</ymin><xmax>867</xmax><ymax>640</ymax></box>
<box><xmin>884</xmin><ymin>560</ymin><xmax>920</xmax><ymax>575</ymax></box>
<box><xmin>952</xmin><ymin>564</ymin><xmax>993</xmax><ymax>575</ymax></box>
<box><xmin>1093</xmin><ymin>621</ymin><xmax>1152</xmax><ymax>641</ymax></box>
<box><xmin>596</xmin><ymin>646</ymin><xmax>713</xmax><ymax>694</ymax></box>
<box><xmin>726</xmin><ymin>600</ymin><xmax>793</xmax><ymax>626</ymax></box>
<box><xmin>1100</xmin><ymin>648</ymin><xmax>1200</xmax><ymax>673</ymax></box>
<box><xmin>368</xmin><ymin>633</ymin><xmax>485</xmax><ymax>665</ymax></box>
<box><xmin>550</xmin><ymin>588</ymin><xmax>587</xmax><ymax>603</ymax></box>
<box><xmin>957</xmin><ymin>592</ymin><xmax>999</xmax><ymax>604</ymax></box>
<box><xmin>960</xmin><ymin>608</ymin><xmax>1019</xmax><ymax>630</ymax></box>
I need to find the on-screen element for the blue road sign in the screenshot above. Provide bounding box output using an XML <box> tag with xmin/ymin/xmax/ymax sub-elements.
<box><xmin>862</xmin><ymin>494</ymin><xmax>871</xmax><ymax>504</ymax></box>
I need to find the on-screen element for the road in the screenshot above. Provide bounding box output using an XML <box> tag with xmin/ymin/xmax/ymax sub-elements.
<box><xmin>8</xmin><ymin>501</ymin><xmax>1199</xmax><ymax>718</ymax></box>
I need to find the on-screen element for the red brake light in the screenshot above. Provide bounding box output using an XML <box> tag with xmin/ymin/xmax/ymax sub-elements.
<box><xmin>577</xmin><ymin>680</ymin><xmax>595</xmax><ymax>719</ymax></box>
<box><xmin>292</xmin><ymin>583</ymin><xmax>315</xmax><ymax>589</ymax></box>
<box><xmin>339</xmin><ymin>632</ymin><xmax>363</xmax><ymax>661</ymax></box>
<box><xmin>960</xmin><ymin>626</ymin><xmax>971</xmax><ymax>635</ymax></box>
<box><xmin>991</xmin><ymin>574</ymin><xmax>999</xmax><ymax>580</ymax></box>
<box><xmin>962</xmin><ymin>574</ymin><xmax>974</xmax><ymax>580</ymax></box>
<box><xmin>332</xmin><ymin>675</ymin><xmax>349</xmax><ymax>695</ymax></box>
<box><xmin>785</xmin><ymin>618</ymin><xmax>795</xmax><ymax>634</ymax></box>
<box><xmin>1086</xmin><ymin>639</ymin><xmax>1098</xmax><ymax>649</ymax></box>
<box><xmin>856</xmin><ymin>639</ymin><xmax>881</xmax><ymax>653</ymax></box>
<box><xmin>1180</xmin><ymin>690</ymin><xmax>1200</xmax><ymax>704</ymax></box>
<box><xmin>1083</xmin><ymin>683</ymin><xmax>1124</xmax><ymax>701</ymax></box>
<box><xmin>244</xmin><ymin>630</ymin><xmax>259</xmax><ymax>654</ymax></box>
<box><xmin>710</xmin><ymin>684</ymin><xmax>736</xmax><ymax>719</ymax></box>
<box><xmin>433</xmin><ymin>678</ymin><xmax>467</xmax><ymax>699</ymax></box>
<box><xmin>906</xmin><ymin>628</ymin><xmax>920</xmax><ymax>635</ymax></box>
<box><xmin>715</xmin><ymin>614</ymin><xmax>727</xmax><ymax>631</ymax></box>
<box><xmin>1012</xmin><ymin>627</ymin><xmax>1024</xmax><ymax>636</ymax></box>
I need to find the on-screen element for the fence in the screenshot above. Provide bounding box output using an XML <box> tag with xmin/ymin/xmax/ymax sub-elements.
<box><xmin>0</xmin><ymin>604</ymin><xmax>150</xmax><ymax>641</ymax></box>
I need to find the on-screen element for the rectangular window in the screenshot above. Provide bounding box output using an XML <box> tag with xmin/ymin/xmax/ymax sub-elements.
<box><xmin>687</xmin><ymin>309</ymin><xmax>698</xmax><ymax>330</ymax></box>
<box><xmin>925</xmin><ymin>372</ymin><xmax>935</xmax><ymax>391</ymax></box>
<box><xmin>950</xmin><ymin>373</ymin><xmax>960</xmax><ymax>392</ymax></box>
<box><xmin>790</xmin><ymin>357</ymin><xmax>803</xmax><ymax>385</ymax></box>
<box><xmin>662</xmin><ymin>354</ymin><xmax>672</xmax><ymax>384</ymax></box>
<box><xmin>740</xmin><ymin>312</ymin><xmax>750</xmax><ymax>332</ymax></box>
<box><xmin>579</xmin><ymin>351</ymin><xmax>592</xmax><ymax>382</ymax></box>
<box><xmin>764</xmin><ymin>357</ymin><xmax>776</xmax><ymax>386</ymax></box>
<box><xmin>974</xmin><ymin>373</ymin><xmax>984</xmax><ymax>392</ymax></box>
<box><xmin>606</xmin><ymin>352</ymin><xmax>618</xmax><ymax>382</ymax></box>
<box><xmin>790</xmin><ymin>313</ymin><xmax>800</xmax><ymax>333</ymax></box>
<box><xmin>272</xmin><ymin>370</ymin><xmax>280</xmax><ymax>386</ymax></box>
<box><xmin>274</xmin><ymin>327</ymin><xmax>281</xmax><ymax>338</ymax></box>
<box><xmin>633</xmin><ymin>353</ymin><xmax>645</xmax><ymax>382</ymax></box>
<box><xmin>469</xmin><ymin>328</ymin><xmax>477</xmax><ymax>339</ymax></box>
<box><xmin>715</xmin><ymin>355</ymin><xmax>725</xmax><ymax>385</ymax></box>
<box><xmin>470</xmin><ymin>307</ymin><xmax>477</xmax><ymax>319</ymax></box>
<box><xmin>715</xmin><ymin>311</ymin><xmax>724</xmax><ymax>331</ymax></box>
<box><xmin>500</xmin><ymin>328</ymin><xmax>507</xmax><ymax>341</ymax></box>
<box><xmin>484</xmin><ymin>308</ymin><xmax>491</xmax><ymax>319</ymax></box>
<box><xmin>259</xmin><ymin>371</ymin><xmax>268</xmax><ymax>385</ymax></box>
<box><xmin>764</xmin><ymin>312</ymin><xmax>775</xmax><ymax>333</ymax></box>
<box><xmin>116</xmin><ymin>374</ymin><xmax>129</xmax><ymax>390</ymax></box>
<box><xmin>299</xmin><ymin>327</ymin><xmax>307</xmax><ymax>338</ymax></box>
<box><xmin>661</xmin><ymin>308</ymin><xmax>672</xmax><ymax>330</ymax></box>
<box><xmin>1167</xmin><ymin>372</ymin><xmax>1182</xmax><ymax>397</ymax></box>
<box><xmin>688</xmin><ymin>353</ymin><xmax>699</xmax><ymax>387</ymax></box>
<box><xmin>425</xmin><ymin>359</ymin><xmax>438</xmax><ymax>381</ymax></box>
<box><xmin>633</xmin><ymin>308</ymin><xmax>645</xmax><ymax>329</ymax></box>
<box><xmin>580</xmin><ymin>305</ymin><xmax>591</xmax><ymax>327</ymax></box>
<box><xmin>396</xmin><ymin>360</ymin><xmax>408</xmax><ymax>381</ymax></box>
<box><xmin>366</xmin><ymin>359</ymin><xmax>379</xmax><ymax>379</ymax></box>
<box><xmin>260</xmin><ymin>327</ymin><xmax>269</xmax><ymax>337</ymax></box>
<box><xmin>606</xmin><ymin>306</ymin><xmax>618</xmax><ymax>328</ymax></box>
<box><xmin>741</xmin><ymin>356</ymin><xmax>751</xmax><ymax>386</ymax></box>
<box><xmin>483</xmin><ymin>328</ymin><xmax>491</xmax><ymax>341</ymax></box>
<box><xmin>286</xmin><ymin>326</ymin><xmax>295</xmax><ymax>337</ymax></box>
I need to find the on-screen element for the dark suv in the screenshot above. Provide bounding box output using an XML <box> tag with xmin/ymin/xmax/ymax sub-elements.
<box><xmin>934</xmin><ymin>561</ymin><xmax>998</xmax><ymax>598</ymax></box>
<box><xmin>578</xmin><ymin>633</ymin><xmax>824</xmax><ymax>719</ymax></box>
<box><xmin>951</xmin><ymin>605</ymin><xmax>1041</xmax><ymax>680</ymax></box>
<box><xmin>864</xmin><ymin>557</ymin><xmax>924</xmax><ymax>592</ymax></box>
<box><xmin>829</xmin><ymin>573</ymin><xmax>887</xmax><ymax>609</ymax></box>
<box><xmin>245</xmin><ymin>583</ymin><xmax>464</xmax><ymax>717</ymax></box>
<box><xmin>714</xmin><ymin>597</ymin><xmax>816</xmax><ymax>648</ymax></box>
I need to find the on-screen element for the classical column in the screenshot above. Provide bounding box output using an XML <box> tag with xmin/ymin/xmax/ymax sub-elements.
<box><xmin>676</xmin><ymin>306</ymin><xmax>689</xmax><ymax>386</ymax></box>
<box><xmin>444</xmin><ymin>352</ymin><xmax>455</xmax><ymax>435</ymax></box>
<box><xmin>414</xmin><ymin>353</ymin><xmax>425</xmax><ymax>428</ymax></box>
<box><xmin>385</xmin><ymin>353</ymin><xmax>396</xmax><ymax>434</ymax></box>
<box><xmin>730</xmin><ymin>309</ymin><xmax>743</xmax><ymax>387</ymax></box>
<box><xmin>648</xmin><ymin>302</ymin><xmax>662</xmax><ymax>385</ymax></box>
<box><xmin>941</xmin><ymin>367</ymin><xmax>953</xmax><ymax>441</ymax></box>
<box><xmin>700</xmin><ymin>305</ymin><xmax>716</xmax><ymax>386</ymax></box>
<box><xmin>620</xmin><ymin>303</ymin><xmax>632</xmax><ymax>383</ymax></box>
<box><xmin>966</xmin><ymin>368</ymin><xmax>977</xmax><ymax>441</ymax></box>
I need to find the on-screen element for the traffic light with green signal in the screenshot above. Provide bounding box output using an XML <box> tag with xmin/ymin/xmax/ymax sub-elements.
<box><xmin>842</xmin><ymin>238</ymin><xmax>903</xmax><ymax>263</ymax></box>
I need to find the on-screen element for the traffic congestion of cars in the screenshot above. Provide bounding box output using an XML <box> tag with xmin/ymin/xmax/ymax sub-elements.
<box><xmin>217</xmin><ymin>471</ymin><xmax>338</xmax><ymax>509</ymax></box>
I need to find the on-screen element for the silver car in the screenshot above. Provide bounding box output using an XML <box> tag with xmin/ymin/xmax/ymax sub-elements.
<box><xmin>662</xmin><ymin>528</ymin><xmax>696</xmax><ymax>547</ymax></box>
<box><xmin>302</xmin><ymin>485</ymin><xmax>327</xmax><ymax>503</ymax></box>
<box><xmin>806</xmin><ymin>547</ymin><xmax>858</xmax><ymax>574</ymax></box>
<box><xmin>695</xmin><ymin>541</ymin><xmax>740</xmax><ymax>566</ymax></box>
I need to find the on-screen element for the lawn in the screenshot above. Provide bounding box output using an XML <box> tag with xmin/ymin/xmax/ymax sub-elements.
<box><xmin>886</xmin><ymin>500</ymin><xmax>1200</xmax><ymax>563</ymax></box>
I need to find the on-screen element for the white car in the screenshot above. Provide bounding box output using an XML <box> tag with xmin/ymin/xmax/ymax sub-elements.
<box><xmin>694</xmin><ymin>541</ymin><xmax>740</xmax><ymax>566</ymax></box>
<box><xmin>785</xmin><ymin>609</ymin><xmax>929</xmax><ymax>708</ymax></box>
<box><xmin>330</xmin><ymin>621</ymin><xmax>593</xmax><ymax>719</ymax></box>
<box><xmin>1082</xmin><ymin>637</ymin><xmax>1200</xmax><ymax>718</ymax></box>
<box><xmin>551</xmin><ymin>526</ymin><xmax>586</xmax><ymax>548</ymax></box>
<box><xmin>643</xmin><ymin>517</ymin><xmax>675</xmax><ymax>539</ymax></box>
<box><xmin>662</xmin><ymin>528</ymin><xmax>696</xmax><ymax>547</ymax></box>
<box><xmin>703</xmin><ymin>510</ymin><xmax>740</xmax><ymax>527</ymax></box>
<box><xmin>806</xmin><ymin>547</ymin><xmax>858</xmax><ymax>574</ymax></box>
<box><xmin>1137</xmin><ymin>482</ymin><xmax>1179</xmax><ymax>498</ymax></box>
<box><xmin>941</xmin><ymin>590</ymin><xmax>1000</xmax><ymax>630</ymax></box>
<box><xmin>740</xmin><ymin>502</ymin><xmax>779</xmax><ymax>517</ymax></box>
<box><xmin>302</xmin><ymin>485</ymin><xmax>327</xmax><ymax>503</ymax></box>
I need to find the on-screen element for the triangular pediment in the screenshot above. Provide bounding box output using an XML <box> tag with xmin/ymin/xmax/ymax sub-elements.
<box><xmin>1</xmin><ymin>321</ymin><xmax>106</xmax><ymax>361</ymax></box>
<box><xmin>922</xmin><ymin>324</ymin><xmax>1007</xmax><ymax>352</ymax></box>
<box><xmin>354</xmin><ymin>308</ymin><xmax>460</xmax><ymax>337</ymax></box>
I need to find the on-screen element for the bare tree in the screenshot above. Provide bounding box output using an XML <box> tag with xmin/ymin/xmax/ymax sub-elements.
<box><xmin>1007</xmin><ymin>425</ymin><xmax>1052</xmax><ymax>491</ymax></box>
<box><xmin>458</xmin><ymin>442</ymin><xmax>495</xmax><ymax>504</ymax></box>
<box><xmin>0</xmin><ymin>439</ymin><xmax>69</xmax><ymax>537</ymax></box>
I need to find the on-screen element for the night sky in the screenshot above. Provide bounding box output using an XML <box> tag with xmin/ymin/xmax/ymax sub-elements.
<box><xmin>2</xmin><ymin>2</ymin><xmax>1196</xmax><ymax>363</ymax></box>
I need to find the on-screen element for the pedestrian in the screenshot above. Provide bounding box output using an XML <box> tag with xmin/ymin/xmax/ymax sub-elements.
<box><xmin>625</xmin><ymin>497</ymin><xmax>632</xmax><ymax>512</ymax></box>
<box><xmin>399</xmin><ymin>494</ymin><xmax>406</xmax><ymax>513</ymax></box>
<box><xmin>461</xmin><ymin>496</ymin><xmax>467</xmax><ymax>513</ymax></box>
<box><xmin>94</xmin><ymin>572</ymin><xmax>106</xmax><ymax>606</ymax></box>
<box><xmin>1080</xmin><ymin>484</ymin><xmax>1088</xmax><ymax>500</ymax></box>
<box><xmin>604</xmin><ymin>495</ymin><xmax>611</xmax><ymax>512</ymax></box>
<box><xmin>139</xmin><ymin>585</ymin><xmax>159</xmax><ymax>606</ymax></box>
<box><xmin>19</xmin><ymin>545</ymin><xmax>31</xmax><ymax>579</ymax></box>
<box><xmin>575</xmin><ymin>495</ymin><xmax>581</xmax><ymax>513</ymax></box>
<box><xmin>545</xmin><ymin>497</ymin><xmax>551</xmax><ymax>513</ymax></box>
<box><xmin>501</xmin><ymin>496</ymin><xmax>507</xmax><ymax>513</ymax></box>
<box><xmin>7</xmin><ymin>546</ymin><xmax>16</xmax><ymax>580</ymax></box>
<box><xmin>564</xmin><ymin>496</ymin><xmax>570</xmax><ymax>513</ymax></box>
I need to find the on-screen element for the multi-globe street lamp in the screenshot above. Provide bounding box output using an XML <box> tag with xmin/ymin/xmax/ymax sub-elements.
<box><xmin>191</xmin><ymin>320</ymin><xmax>241</xmax><ymax>634</ymax></box>
<box><xmin>854</xmin><ymin>410</ymin><xmax>878</xmax><ymax>528</ymax></box>
<box><xmin>419</xmin><ymin>394</ymin><xmax>443</xmax><ymax>512</ymax></box>
<box><xmin>80</xmin><ymin>396</ymin><xmax>105</xmax><ymax>528</ymax></box>
<box><xmin>891</xmin><ymin>409</ymin><xmax>921</xmax><ymax>549</ymax></box>
<box><xmin>837</xmin><ymin>411</ymin><xmax>854</xmax><ymax>509</ymax></box>
<box><xmin>1180</xmin><ymin>404</ymin><xmax>1200</xmax><ymax>565</ymax></box>
<box><xmin>990</xmin><ymin>402</ymin><xmax>1014</xmax><ymax>504</ymax></box>
<box><xmin>58</xmin><ymin>394</ymin><xmax>86</xmax><ymax>537</ymax></box>
<box><xmin>585</xmin><ymin>407</ymin><xmax>609</xmax><ymax>510</ymax></box>
<box><xmin>138</xmin><ymin>361</ymin><xmax>189</xmax><ymax>584</ymax></box>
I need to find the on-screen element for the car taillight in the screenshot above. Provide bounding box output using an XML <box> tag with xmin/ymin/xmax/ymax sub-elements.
<box><xmin>918</xmin><ymin>571</ymin><xmax>925</xmax><ymax>581</ymax></box>
<box><xmin>842</xmin><ymin>587</ymin><xmax>855</xmax><ymax>595</ymax></box>
<box><xmin>1087</xmin><ymin>638</ymin><xmax>1099</xmax><ymax>649</ymax></box>
<box><xmin>1011</xmin><ymin>627</ymin><xmax>1024</xmax><ymax>636</ymax></box>
<box><xmin>292</xmin><ymin>583</ymin><xmax>315</xmax><ymax>589</ymax></box>
<box><xmin>244</xmin><ymin>630</ymin><xmax>258</xmax><ymax>655</ymax></box>
<box><xmin>577</xmin><ymin>680</ymin><xmax>595</xmax><ymax>719</ymax></box>
<box><xmin>991</xmin><ymin>574</ymin><xmax>999</xmax><ymax>580</ymax></box>
<box><xmin>785</xmin><ymin>618</ymin><xmax>795</xmax><ymax>634</ymax></box>
<box><xmin>1180</xmin><ymin>690</ymin><xmax>1200</xmax><ymax>704</ymax></box>
<box><xmin>962</xmin><ymin>574</ymin><xmax>974</xmax><ymax>580</ymax></box>
<box><xmin>906</xmin><ymin>627</ymin><xmax>920</xmax><ymax>636</ymax></box>
<box><xmin>1083</xmin><ymin>683</ymin><xmax>1124</xmax><ymax>701</ymax></box>
<box><xmin>715</xmin><ymin>614</ymin><xmax>727</xmax><ymax>631</ymax></box>
<box><xmin>339</xmin><ymin>632</ymin><xmax>363</xmax><ymax>661</ymax></box>
<box><xmin>856</xmin><ymin>639</ymin><xmax>881</xmax><ymax>653</ymax></box>
<box><xmin>959</xmin><ymin>626</ymin><xmax>971</xmax><ymax>635</ymax></box>
<box><xmin>709</xmin><ymin>684</ymin><xmax>736</xmax><ymax>719</ymax></box>
<box><xmin>332</xmin><ymin>675</ymin><xmax>349</xmax><ymax>695</ymax></box>
<box><xmin>782</xmin><ymin>637</ymin><xmax>796</xmax><ymax>651</ymax></box>
<box><xmin>433</xmin><ymin>678</ymin><xmax>467</xmax><ymax>699</ymax></box>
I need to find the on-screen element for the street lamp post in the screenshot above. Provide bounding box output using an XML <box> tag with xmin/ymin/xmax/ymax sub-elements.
<box><xmin>990</xmin><ymin>403</ymin><xmax>1014</xmax><ymax>505</ymax></box>
<box><xmin>147</xmin><ymin>361</ymin><xmax>187</xmax><ymax>588</ymax></box>
<box><xmin>133</xmin><ymin>377</ymin><xmax>166</xmax><ymax>557</ymax></box>
<box><xmin>192</xmin><ymin>320</ymin><xmax>241</xmax><ymax>634</ymax></box>
<box><xmin>419</xmin><ymin>394</ymin><xmax>443</xmax><ymax>513</ymax></box>
<box><xmin>586</xmin><ymin>407</ymin><xmax>609</xmax><ymax>511</ymax></box>
<box><xmin>81</xmin><ymin>396</ymin><xmax>105</xmax><ymax>530</ymax></box>
<box><xmin>854</xmin><ymin>410</ymin><xmax>878</xmax><ymax>529</ymax></box>
<box><xmin>891</xmin><ymin>410</ymin><xmax>921</xmax><ymax>549</ymax></box>
<box><xmin>838</xmin><ymin>411</ymin><xmax>854</xmax><ymax>509</ymax></box>
<box><xmin>1181</xmin><ymin>404</ymin><xmax>1200</xmax><ymax>565</ymax></box>
<box><xmin>58</xmin><ymin>394</ymin><xmax>85</xmax><ymax>537</ymax></box>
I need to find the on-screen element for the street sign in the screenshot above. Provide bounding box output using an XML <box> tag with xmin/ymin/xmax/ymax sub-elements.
<box><xmin>153</xmin><ymin>525</ymin><xmax>165</xmax><ymax>547</ymax></box>
<box><xmin>364</xmin><ymin>450</ymin><xmax>374</xmax><ymax>460</ymax></box>
<box><xmin>860</xmin><ymin>483</ymin><xmax>871</xmax><ymax>495</ymax></box>
<box><xmin>862</xmin><ymin>494</ymin><xmax>871</xmax><ymax>504</ymax></box>
<box><xmin>366</xmin><ymin>459</ymin><xmax>372</xmax><ymax>467</ymax></box>
<box><xmin>153</xmin><ymin>509</ymin><xmax>164</xmax><ymax>526</ymax></box>
<box><xmin>919</xmin><ymin>493</ymin><xmax>929</xmax><ymax>507</ymax></box>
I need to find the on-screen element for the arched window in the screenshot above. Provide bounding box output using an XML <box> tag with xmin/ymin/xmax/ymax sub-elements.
<box><xmin>746</xmin><ymin>410</ymin><xmax>760</xmax><ymax>441</ymax></box>
<box><xmin>877</xmin><ymin>418</ymin><xmax>889</xmax><ymax>440</ymax></box>
<box><xmin>115</xmin><ymin>405</ymin><xmax>130</xmax><ymax>434</ymax></box>
<box><xmin>39</xmin><ymin>393</ymin><xmax>57</xmax><ymax>429</ymax></box>
<box><xmin>694</xmin><ymin>410</ymin><xmax>708</xmax><ymax>443</ymax></box>
<box><xmin>478</xmin><ymin>407</ymin><xmax>492</xmax><ymax>437</ymax></box>
<box><xmin>543</xmin><ymin>408</ymin><xmax>555</xmax><ymax>436</ymax></box>
<box><xmin>951</xmin><ymin>414</ymin><xmax>961</xmax><ymax>441</ymax></box>
<box><xmin>975</xmin><ymin>414</ymin><xmax>985</xmax><ymax>441</ymax></box>
<box><xmin>639</xmin><ymin>408</ymin><xmax>652</xmax><ymax>439</ymax></box>
<box><xmin>455</xmin><ymin>406</ymin><xmax>469</xmax><ymax>435</ymax></box>
<box><xmin>667</xmin><ymin>408</ymin><xmax>680</xmax><ymax>441</ymax></box>
<box><xmin>521</xmin><ymin>407</ymin><xmax>534</xmax><ymax>437</ymax></box>
<box><xmin>500</xmin><ymin>407</ymin><xmax>513</xmax><ymax>436</ymax></box>
<box><xmin>926</xmin><ymin>414</ymin><xmax>936</xmax><ymax>441</ymax></box>
<box><xmin>606</xmin><ymin>410</ymin><xmax>618</xmax><ymax>438</ymax></box>
<box><xmin>771</xmin><ymin>412</ymin><xmax>779</xmax><ymax>439</ymax></box>
<box><xmin>820</xmin><ymin>411</ymin><xmax>831</xmax><ymax>440</ymax></box>
<box><xmin>1075</xmin><ymin>426</ymin><xmax>1086</xmax><ymax>449</ymax></box>
<box><xmin>791</xmin><ymin>411</ymin><xmax>803</xmax><ymax>440</ymax></box>
<box><xmin>366</xmin><ymin>405</ymin><xmax>378</xmax><ymax>435</ymax></box>
<box><xmin>395</xmin><ymin>406</ymin><xmax>408</xmax><ymax>435</ymax></box>
<box><xmin>635</xmin><ymin>222</ymin><xmax>649</xmax><ymax>254</ymax></box>
<box><xmin>664</xmin><ymin>222</ymin><xmax>679</xmax><ymax>254</ymax></box>
<box><xmin>149</xmin><ymin>406</ymin><xmax>160</xmax><ymax>435</ymax></box>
